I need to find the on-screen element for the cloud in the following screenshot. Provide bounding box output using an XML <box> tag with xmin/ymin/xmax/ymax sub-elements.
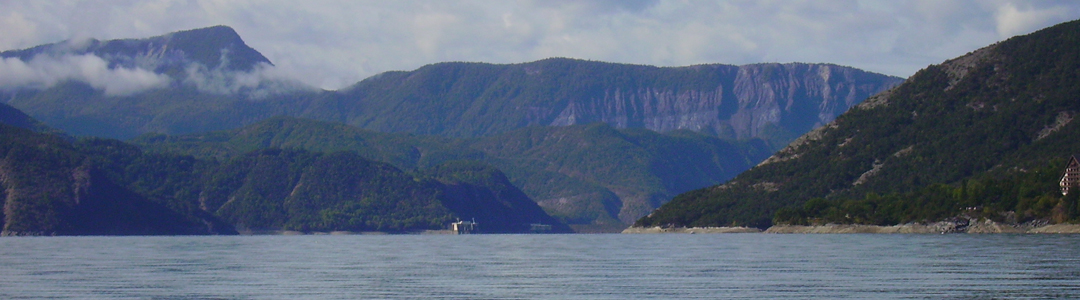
<box><xmin>995</xmin><ymin>2</ymin><xmax>1072</xmax><ymax>38</ymax></box>
<box><xmin>0</xmin><ymin>53</ymin><xmax>170</xmax><ymax>96</ymax></box>
<box><xmin>2</xmin><ymin>0</ymin><xmax>1080</xmax><ymax>90</ymax></box>
<box><xmin>183</xmin><ymin>60</ymin><xmax>313</xmax><ymax>99</ymax></box>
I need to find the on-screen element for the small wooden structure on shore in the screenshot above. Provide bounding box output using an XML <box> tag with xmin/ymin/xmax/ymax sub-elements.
<box><xmin>451</xmin><ymin>219</ymin><xmax>478</xmax><ymax>234</ymax></box>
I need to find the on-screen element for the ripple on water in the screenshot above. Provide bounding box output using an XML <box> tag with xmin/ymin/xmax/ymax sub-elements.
<box><xmin>0</xmin><ymin>234</ymin><xmax>1078</xmax><ymax>299</ymax></box>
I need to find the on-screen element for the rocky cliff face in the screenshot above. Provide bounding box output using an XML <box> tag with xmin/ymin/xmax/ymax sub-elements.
<box><xmin>338</xmin><ymin>59</ymin><xmax>902</xmax><ymax>149</ymax></box>
<box><xmin>546</xmin><ymin>63</ymin><xmax>901</xmax><ymax>146</ymax></box>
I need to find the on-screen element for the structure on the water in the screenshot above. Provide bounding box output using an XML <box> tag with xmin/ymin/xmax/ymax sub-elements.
<box><xmin>451</xmin><ymin>219</ymin><xmax>479</xmax><ymax>234</ymax></box>
<box><xmin>529</xmin><ymin>223</ymin><xmax>552</xmax><ymax>233</ymax></box>
<box><xmin>1060</xmin><ymin>155</ymin><xmax>1080</xmax><ymax>195</ymax></box>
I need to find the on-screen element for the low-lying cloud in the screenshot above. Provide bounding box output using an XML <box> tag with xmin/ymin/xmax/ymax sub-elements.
<box><xmin>0</xmin><ymin>50</ymin><xmax>313</xmax><ymax>98</ymax></box>
<box><xmin>0</xmin><ymin>53</ymin><xmax>170</xmax><ymax>96</ymax></box>
<box><xmin>183</xmin><ymin>61</ymin><xmax>314</xmax><ymax>98</ymax></box>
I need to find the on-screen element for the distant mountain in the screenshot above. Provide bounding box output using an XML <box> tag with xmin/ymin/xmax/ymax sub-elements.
<box><xmin>0</xmin><ymin>124</ymin><xmax>234</xmax><ymax>235</ymax></box>
<box><xmin>0</xmin><ymin>101</ymin><xmax>53</xmax><ymax>133</ymax></box>
<box><xmin>2</xmin><ymin>25</ymin><xmax>270</xmax><ymax>74</ymax></box>
<box><xmin>0</xmin><ymin>105</ymin><xmax>566</xmax><ymax>235</ymax></box>
<box><xmin>196</xmin><ymin>148</ymin><xmax>568</xmax><ymax>233</ymax></box>
<box><xmin>0</xmin><ymin>25</ymin><xmax>306</xmax><ymax>138</ymax></box>
<box><xmin>422</xmin><ymin>160</ymin><xmax>573</xmax><ymax>233</ymax></box>
<box><xmin>133</xmin><ymin>116</ymin><xmax>772</xmax><ymax>230</ymax></box>
<box><xmin>1</xmin><ymin>26</ymin><xmax>899</xmax><ymax>149</ymax></box>
<box><xmin>634</xmin><ymin>19</ymin><xmax>1080</xmax><ymax>229</ymax></box>
<box><xmin>330</xmin><ymin>59</ymin><xmax>902</xmax><ymax>148</ymax></box>
<box><xmin>0</xmin><ymin>25</ymin><xmax>901</xmax><ymax>232</ymax></box>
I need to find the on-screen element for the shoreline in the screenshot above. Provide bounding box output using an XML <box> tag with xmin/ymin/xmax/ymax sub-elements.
<box><xmin>621</xmin><ymin>226</ymin><xmax>763</xmax><ymax>234</ymax></box>
<box><xmin>237</xmin><ymin>229</ymin><xmax>456</xmax><ymax>235</ymax></box>
<box><xmin>624</xmin><ymin>221</ymin><xmax>1080</xmax><ymax>234</ymax></box>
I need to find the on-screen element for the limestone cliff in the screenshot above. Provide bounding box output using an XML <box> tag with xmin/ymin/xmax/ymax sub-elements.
<box><xmin>338</xmin><ymin>59</ymin><xmax>903</xmax><ymax>149</ymax></box>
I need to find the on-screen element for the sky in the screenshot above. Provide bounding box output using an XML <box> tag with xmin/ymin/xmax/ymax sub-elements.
<box><xmin>1</xmin><ymin>0</ymin><xmax>1079</xmax><ymax>91</ymax></box>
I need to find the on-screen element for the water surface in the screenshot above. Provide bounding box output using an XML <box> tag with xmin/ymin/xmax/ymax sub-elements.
<box><xmin>2</xmin><ymin>234</ymin><xmax>1078</xmax><ymax>299</ymax></box>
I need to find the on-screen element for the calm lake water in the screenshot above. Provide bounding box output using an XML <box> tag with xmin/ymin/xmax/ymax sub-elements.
<box><xmin>1</xmin><ymin>234</ymin><xmax>1078</xmax><ymax>299</ymax></box>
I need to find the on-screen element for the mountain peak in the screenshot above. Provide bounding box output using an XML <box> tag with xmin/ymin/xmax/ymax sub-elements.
<box><xmin>1</xmin><ymin>25</ymin><xmax>271</xmax><ymax>73</ymax></box>
<box><xmin>124</xmin><ymin>25</ymin><xmax>272</xmax><ymax>72</ymax></box>
<box><xmin>169</xmin><ymin>25</ymin><xmax>242</xmax><ymax>40</ymax></box>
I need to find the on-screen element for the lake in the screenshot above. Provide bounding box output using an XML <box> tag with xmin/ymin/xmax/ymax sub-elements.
<box><xmin>1</xmin><ymin>234</ymin><xmax>1078</xmax><ymax>299</ymax></box>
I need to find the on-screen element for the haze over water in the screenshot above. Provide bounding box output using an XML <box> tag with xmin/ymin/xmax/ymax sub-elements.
<box><xmin>2</xmin><ymin>234</ymin><xmax>1078</xmax><ymax>299</ymax></box>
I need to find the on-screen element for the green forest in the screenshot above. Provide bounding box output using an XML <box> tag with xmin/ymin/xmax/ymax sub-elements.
<box><xmin>636</xmin><ymin>19</ymin><xmax>1080</xmax><ymax>229</ymax></box>
<box><xmin>133</xmin><ymin>117</ymin><xmax>771</xmax><ymax>229</ymax></box>
<box><xmin>0</xmin><ymin>118</ymin><xmax>568</xmax><ymax>235</ymax></box>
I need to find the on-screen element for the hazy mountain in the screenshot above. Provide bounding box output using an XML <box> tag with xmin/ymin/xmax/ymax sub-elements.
<box><xmin>0</xmin><ymin>25</ymin><xmax>901</xmax><ymax>232</ymax></box>
<box><xmin>0</xmin><ymin>25</ymin><xmax>310</xmax><ymax>138</ymax></box>
<box><xmin>134</xmin><ymin>117</ymin><xmax>772</xmax><ymax>231</ymax></box>
<box><xmin>198</xmin><ymin>149</ymin><xmax>568</xmax><ymax>234</ymax></box>
<box><xmin>1</xmin><ymin>26</ymin><xmax>899</xmax><ymax>151</ymax></box>
<box><xmin>0</xmin><ymin>101</ymin><xmax>53</xmax><ymax>133</ymax></box>
<box><xmin>330</xmin><ymin>59</ymin><xmax>902</xmax><ymax>149</ymax></box>
<box><xmin>2</xmin><ymin>25</ymin><xmax>269</xmax><ymax>74</ymax></box>
<box><xmin>0</xmin><ymin>105</ymin><xmax>566</xmax><ymax>235</ymax></box>
<box><xmin>634</xmin><ymin>19</ymin><xmax>1080</xmax><ymax>229</ymax></box>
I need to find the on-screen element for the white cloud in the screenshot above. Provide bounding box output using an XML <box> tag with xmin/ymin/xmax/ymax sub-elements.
<box><xmin>183</xmin><ymin>60</ymin><xmax>312</xmax><ymax>98</ymax></box>
<box><xmin>995</xmin><ymin>2</ymin><xmax>1071</xmax><ymax>38</ymax></box>
<box><xmin>0</xmin><ymin>54</ymin><xmax>170</xmax><ymax>96</ymax></box>
<box><xmin>1</xmin><ymin>0</ymin><xmax>1080</xmax><ymax>90</ymax></box>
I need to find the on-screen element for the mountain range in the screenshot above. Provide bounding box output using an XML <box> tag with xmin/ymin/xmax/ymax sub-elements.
<box><xmin>0</xmin><ymin>108</ymin><xmax>570</xmax><ymax>235</ymax></box>
<box><xmin>0</xmin><ymin>25</ymin><xmax>903</xmax><ymax>234</ymax></box>
<box><xmin>133</xmin><ymin>116</ymin><xmax>773</xmax><ymax>230</ymax></box>
<box><xmin>0</xmin><ymin>26</ymin><xmax>901</xmax><ymax>148</ymax></box>
<box><xmin>635</xmin><ymin>19</ymin><xmax>1080</xmax><ymax>229</ymax></box>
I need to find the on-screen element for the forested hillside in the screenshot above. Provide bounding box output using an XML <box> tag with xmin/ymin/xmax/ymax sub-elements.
<box><xmin>0</xmin><ymin>125</ymin><xmax>233</xmax><ymax>235</ymax></box>
<box><xmin>135</xmin><ymin>117</ymin><xmax>771</xmax><ymax>231</ymax></box>
<box><xmin>0</xmin><ymin>115</ymin><xmax>568</xmax><ymax>235</ymax></box>
<box><xmin>635</xmin><ymin>19</ymin><xmax>1080</xmax><ymax>229</ymax></box>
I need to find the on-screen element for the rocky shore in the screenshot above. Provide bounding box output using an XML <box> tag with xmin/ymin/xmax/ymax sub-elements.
<box><xmin>624</xmin><ymin>220</ymin><xmax>1080</xmax><ymax>234</ymax></box>
<box><xmin>621</xmin><ymin>226</ymin><xmax>762</xmax><ymax>234</ymax></box>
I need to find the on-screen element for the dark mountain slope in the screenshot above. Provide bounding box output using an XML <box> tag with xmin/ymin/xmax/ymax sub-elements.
<box><xmin>0</xmin><ymin>124</ymin><xmax>569</xmax><ymax>235</ymax></box>
<box><xmin>0</xmin><ymin>125</ymin><xmax>232</xmax><ymax>235</ymax></box>
<box><xmin>0</xmin><ymin>101</ymin><xmax>53</xmax><ymax>133</ymax></box>
<box><xmin>0</xmin><ymin>102</ymin><xmax>565</xmax><ymax>234</ymax></box>
<box><xmin>424</xmin><ymin>161</ymin><xmax>572</xmax><ymax>233</ymax></box>
<box><xmin>472</xmin><ymin>124</ymin><xmax>771</xmax><ymax>225</ymax></box>
<box><xmin>179</xmin><ymin>148</ymin><xmax>569</xmax><ymax>233</ymax></box>
<box><xmin>133</xmin><ymin>117</ymin><xmax>772</xmax><ymax>230</ymax></box>
<box><xmin>635</xmin><ymin>19</ymin><xmax>1080</xmax><ymax>229</ymax></box>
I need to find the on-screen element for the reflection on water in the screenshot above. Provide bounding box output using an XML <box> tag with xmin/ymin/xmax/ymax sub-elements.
<box><xmin>1</xmin><ymin>234</ymin><xmax>1078</xmax><ymax>299</ymax></box>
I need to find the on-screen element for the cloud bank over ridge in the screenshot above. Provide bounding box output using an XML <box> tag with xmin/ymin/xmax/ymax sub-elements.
<box><xmin>1</xmin><ymin>1</ymin><xmax>1079</xmax><ymax>90</ymax></box>
<box><xmin>0</xmin><ymin>53</ymin><xmax>169</xmax><ymax>96</ymax></box>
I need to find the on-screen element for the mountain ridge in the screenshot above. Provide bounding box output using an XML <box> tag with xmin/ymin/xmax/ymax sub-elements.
<box><xmin>634</xmin><ymin>19</ymin><xmax>1080</xmax><ymax>229</ymax></box>
<box><xmin>331</xmin><ymin>57</ymin><xmax>902</xmax><ymax>147</ymax></box>
<box><xmin>0</xmin><ymin>25</ymin><xmax>902</xmax><ymax>232</ymax></box>
<box><xmin>1</xmin><ymin>25</ymin><xmax>270</xmax><ymax>73</ymax></box>
<box><xmin>0</xmin><ymin>118</ymin><xmax>571</xmax><ymax>235</ymax></box>
<box><xmin>2</xmin><ymin>26</ymin><xmax>900</xmax><ymax>150</ymax></box>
